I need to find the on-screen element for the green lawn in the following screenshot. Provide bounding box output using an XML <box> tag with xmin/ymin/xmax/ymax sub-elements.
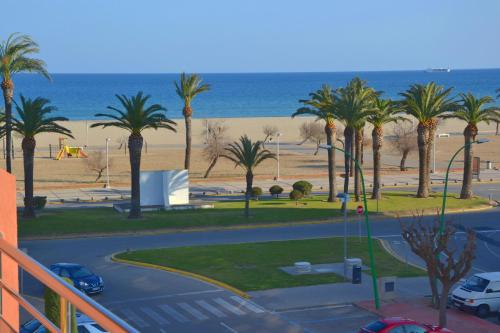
<box><xmin>115</xmin><ymin>237</ymin><xmax>425</xmax><ymax>291</ymax></box>
<box><xmin>18</xmin><ymin>192</ymin><xmax>488</xmax><ymax>238</ymax></box>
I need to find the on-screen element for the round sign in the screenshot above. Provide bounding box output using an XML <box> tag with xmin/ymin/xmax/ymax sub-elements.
<box><xmin>357</xmin><ymin>205</ymin><xmax>363</xmax><ymax>214</ymax></box>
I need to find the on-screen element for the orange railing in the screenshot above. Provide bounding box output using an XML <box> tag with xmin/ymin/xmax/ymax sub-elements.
<box><xmin>0</xmin><ymin>237</ymin><xmax>138</xmax><ymax>333</ymax></box>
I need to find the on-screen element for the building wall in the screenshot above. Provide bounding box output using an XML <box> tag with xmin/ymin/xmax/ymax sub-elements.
<box><xmin>0</xmin><ymin>169</ymin><xmax>19</xmax><ymax>329</ymax></box>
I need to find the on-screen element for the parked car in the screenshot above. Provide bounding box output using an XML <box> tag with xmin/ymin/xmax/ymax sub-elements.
<box><xmin>359</xmin><ymin>317</ymin><xmax>452</xmax><ymax>333</ymax></box>
<box><xmin>50</xmin><ymin>263</ymin><xmax>104</xmax><ymax>294</ymax></box>
<box><xmin>450</xmin><ymin>271</ymin><xmax>500</xmax><ymax>317</ymax></box>
<box><xmin>21</xmin><ymin>314</ymin><xmax>108</xmax><ymax>333</ymax></box>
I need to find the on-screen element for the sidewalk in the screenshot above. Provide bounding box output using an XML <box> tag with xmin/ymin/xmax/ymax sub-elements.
<box><xmin>357</xmin><ymin>298</ymin><xmax>500</xmax><ymax>333</ymax></box>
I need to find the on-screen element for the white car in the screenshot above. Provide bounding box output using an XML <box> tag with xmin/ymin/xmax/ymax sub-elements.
<box><xmin>450</xmin><ymin>272</ymin><xmax>500</xmax><ymax>318</ymax></box>
<box><xmin>23</xmin><ymin>313</ymin><xmax>108</xmax><ymax>333</ymax></box>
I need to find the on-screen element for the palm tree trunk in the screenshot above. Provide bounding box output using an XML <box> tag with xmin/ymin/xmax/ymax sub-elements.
<box><xmin>245</xmin><ymin>171</ymin><xmax>253</xmax><ymax>218</ymax></box>
<box><xmin>1</xmin><ymin>80</ymin><xmax>14</xmax><ymax>173</ymax></box>
<box><xmin>354</xmin><ymin>127</ymin><xmax>363</xmax><ymax>202</ymax></box>
<box><xmin>128</xmin><ymin>134</ymin><xmax>143</xmax><ymax>218</ymax></box>
<box><xmin>342</xmin><ymin>127</ymin><xmax>354</xmax><ymax>211</ymax></box>
<box><xmin>426</xmin><ymin>122</ymin><xmax>437</xmax><ymax>188</ymax></box>
<box><xmin>204</xmin><ymin>156</ymin><xmax>218</xmax><ymax>178</ymax></box>
<box><xmin>325</xmin><ymin>124</ymin><xmax>337</xmax><ymax>202</ymax></box>
<box><xmin>349</xmin><ymin>140</ymin><xmax>354</xmax><ymax>177</ymax></box>
<box><xmin>460</xmin><ymin>125</ymin><xmax>475</xmax><ymax>199</ymax></box>
<box><xmin>400</xmin><ymin>150</ymin><xmax>409</xmax><ymax>171</ymax></box>
<box><xmin>371</xmin><ymin>126</ymin><xmax>383</xmax><ymax>200</ymax></box>
<box><xmin>184</xmin><ymin>115</ymin><xmax>192</xmax><ymax>170</ymax></box>
<box><xmin>417</xmin><ymin>123</ymin><xmax>429</xmax><ymax>198</ymax></box>
<box><xmin>22</xmin><ymin>137</ymin><xmax>36</xmax><ymax>218</ymax></box>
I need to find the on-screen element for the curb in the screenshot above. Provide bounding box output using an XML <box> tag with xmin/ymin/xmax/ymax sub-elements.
<box><xmin>378</xmin><ymin>238</ymin><xmax>426</xmax><ymax>271</ymax></box>
<box><xmin>110</xmin><ymin>253</ymin><xmax>250</xmax><ymax>299</ymax></box>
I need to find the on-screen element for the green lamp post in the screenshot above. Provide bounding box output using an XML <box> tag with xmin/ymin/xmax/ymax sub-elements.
<box><xmin>439</xmin><ymin>138</ymin><xmax>490</xmax><ymax>233</ymax></box>
<box><xmin>320</xmin><ymin>144</ymin><xmax>381</xmax><ymax>309</ymax></box>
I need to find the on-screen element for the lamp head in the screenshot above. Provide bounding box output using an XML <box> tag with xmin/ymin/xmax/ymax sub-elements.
<box><xmin>319</xmin><ymin>144</ymin><xmax>332</xmax><ymax>150</ymax></box>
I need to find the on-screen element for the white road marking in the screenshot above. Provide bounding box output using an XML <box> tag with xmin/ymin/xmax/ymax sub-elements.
<box><xmin>277</xmin><ymin>304</ymin><xmax>353</xmax><ymax>314</ymax></box>
<box><xmin>220</xmin><ymin>322</ymin><xmax>239</xmax><ymax>333</ymax></box>
<box><xmin>158</xmin><ymin>304</ymin><xmax>190</xmax><ymax>323</ymax></box>
<box><xmin>105</xmin><ymin>289</ymin><xmax>223</xmax><ymax>306</ymax></box>
<box><xmin>214</xmin><ymin>298</ymin><xmax>245</xmax><ymax>315</ymax></box>
<box><xmin>119</xmin><ymin>308</ymin><xmax>150</xmax><ymax>328</ymax></box>
<box><xmin>140</xmin><ymin>307</ymin><xmax>170</xmax><ymax>326</ymax></box>
<box><xmin>196</xmin><ymin>300</ymin><xmax>227</xmax><ymax>318</ymax></box>
<box><xmin>177</xmin><ymin>302</ymin><xmax>209</xmax><ymax>320</ymax></box>
<box><xmin>230</xmin><ymin>296</ymin><xmax>265</xmax><ymax>313</ymax></box>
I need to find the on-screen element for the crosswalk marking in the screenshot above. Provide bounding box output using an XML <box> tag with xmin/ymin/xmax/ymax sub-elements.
<box><xmin>230</xmin><ymin>296</ymin><xmax>266</xmax><ymax>313</ymax></box>
<box><xmin>214</xmin><ymin>298</ymin><xmax>245</xmax><ymax>315</ymax></box>
<box><xmin>178</xmin><ymin>302</ymin><xmax>209</xmax><ymax>320</ymax></box>
<box><xmin>159</xmin><ymin>304</ymin><xmax>190</xmax><ymax>323</ymax></box>
<box><xmin>140</xmin><ymin>307</ymin><xmax>170</xmax><ymax>326</ymax></box>
<box><xmin>120</xmin><ymin>308</ymin><xmax>150</xmax><ymax>328</ymax></box>
<box><xmin>195</xmin><ymin>300</ymin><xmax>227</xmax><ymax>318</ymax></box>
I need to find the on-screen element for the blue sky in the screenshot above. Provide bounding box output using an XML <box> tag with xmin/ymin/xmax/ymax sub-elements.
<box><xmin>2</xmin><ymin>0</ymin><xmax>500</xmax><ymax>73</ymax></box>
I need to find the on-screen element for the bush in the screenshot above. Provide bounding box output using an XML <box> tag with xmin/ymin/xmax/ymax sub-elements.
<box><xmin>45</xmin><ymin>278</ymin><xmax>77</xmax><ymax>331</ymax></box>
<box><xmin>33</xmin><ymin>196</ymin><xmax>47</xmax><ymax>210</ymax></box>
<box><xmin>251</xmin><ymin>187</ymin><xmax>263</xmax><ymax>199</ymax></box>
<box><xmin>269</xmin><ymin>185</ymin><xmax>284</xmax><ymax>198</ymax></box>
<box><xmin>289</xmin><ymin>189</ymin><xmax>304</xmax><ymax>202</ymax></box>
<box><xmin>292</xmin><ymin>181</ymin><xmax>313</xmax><ymax>195</ymax></box>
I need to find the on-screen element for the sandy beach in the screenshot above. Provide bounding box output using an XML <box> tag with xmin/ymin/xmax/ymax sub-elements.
<box><xmin>3</xmin><ymin>116</ymin><xmax>499</xmax><ymax>190</ymax></box>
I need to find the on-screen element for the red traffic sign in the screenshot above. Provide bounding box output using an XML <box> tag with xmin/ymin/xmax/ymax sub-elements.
<box><xmin>357</xmin><ymin>205</ymin><xmax>364</xmax><ymax>214</ymax></box>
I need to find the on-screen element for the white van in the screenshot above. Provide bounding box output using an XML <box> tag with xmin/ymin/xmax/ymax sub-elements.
<box><xmin>450</xmin><ymin>272</ymin><xmax>500</xmax><ymax>318</ymax></box>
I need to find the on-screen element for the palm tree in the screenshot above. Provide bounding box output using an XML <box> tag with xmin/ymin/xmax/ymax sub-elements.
<box><xmin>1</xmin><ymin>33</ymin><xmax>50</xmax><ymax>173</ymax></box>
<box><xmin>292</xmin><ymin>85</ymin><xmax>338</xmax><ymax>202</ymax></box>
<box><xmin>443</xmin><ymin>93</ymin><xmax>499</xmax><ymax>199</ymax></box>
<box><xmin>174</xmin><ymin>73</ymin><xmax>210</xmax><ymax>170</ymax></box>
<box><xmin>496</xmin><ymin>89</ymin><xmax>500</xmax><ymax>135</ymax></box>
<box><xmin>334</xmin><ymin>78</ymin><xmax>376</xmax><ymax>202</ymax></box>
<box><xmin>7</xmin><ymin>96</ymin><xmax>72</xmax><ymax>218</ymax></box>
<box><xmin>366</xmin><ymin>98</ymin><xmax>405</xmax><ymax>199</ymax></box>
<box><xmin>91</xmin><ymin>92</ymin><xmax>176</xmax><ymax>218</ymax></box>
<box><xmin>400</xmin><ymin>82</ymin><xmax>456</xmax><ymax>198</ymax></box>
<box><xmin>222</xmin><ymin>135</ymin><xmax>276</xmax><ymax>218</ymax></box>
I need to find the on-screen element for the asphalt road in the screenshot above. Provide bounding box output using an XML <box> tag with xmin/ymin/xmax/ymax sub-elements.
<box><xmin>21</xmin><ymin>200</ymin><xmax>500</xmax><ymax>332</ymax></box>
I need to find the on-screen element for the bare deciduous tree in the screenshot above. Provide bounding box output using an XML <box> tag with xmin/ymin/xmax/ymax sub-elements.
<box><xmin>401</xmin><ymin>214</ymin><xmax>476</xmax><ymax>328</ymax></box>
<box><xmin>116</xmin><ymin>136</ymin><xmax>128</xmax><ymax>155</ymax></box>
<box><xmin>391</xmin><ymin>122</ymin><xmax>418</xmax><ymax>171</ymax></box>
<box><xmin>262</xmin><ymin>125</ymin><xmax>278</xmax><ymax>148</ymax></box>
<box><xmin>86</xmin><ymin>151</ymin><xmax>113</xmax><ymax>182</ymax></box>
<box><xmin>298</xmin><ymin>122</ymin><xmax>325</xmax><ymax>155</ymax></box>
<box><xmin>202</xmin><ymin>121</ymin><xmax>229</xmax><ymax>178</ymax></box>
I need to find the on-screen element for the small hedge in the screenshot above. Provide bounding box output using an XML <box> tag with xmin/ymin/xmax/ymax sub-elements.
<box><xmin>269</xmin><ymin>185</ymin><xmax>284</xmax><ymax>198</ymax></box>
<box><xmin>34</xmin><ymin>196</ymin><xmax>47</xmax><ymax>210</ymax></box>
<box><xmin>289</xmin><ymin>189</ymin><xmax>304</xmax><ymax>202</ymax></box>
<box><xmin>292</xmin><ymin>181</ymin><xmax>313</xmax><ymax>195</ymax></box>
<box><xmin>251</xmin><ymin>187</ymin><xmax>263</xmax><ymax>199</ymax></box>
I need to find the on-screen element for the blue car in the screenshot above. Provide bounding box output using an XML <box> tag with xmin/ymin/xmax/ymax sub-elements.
<box><xmin>50</xmin><ymin>263</ymin><xmax>104</xmax><ymax>294</ymax></box>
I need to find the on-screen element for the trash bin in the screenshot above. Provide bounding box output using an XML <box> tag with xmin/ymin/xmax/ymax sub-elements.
<box><xmin>352</xmin><ymin>265</ymin><xmax>362</xmax><ymax>284</ymax></box>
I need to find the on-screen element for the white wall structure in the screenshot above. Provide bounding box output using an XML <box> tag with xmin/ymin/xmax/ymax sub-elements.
<box><xmin>140</xmin><ymin>170</ymin><xmax>189</xmax><ymax>207</ymax></box>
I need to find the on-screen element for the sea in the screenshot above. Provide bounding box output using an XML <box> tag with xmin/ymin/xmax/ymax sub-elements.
<box><xmin>12</xmin><ymin>69</ymin><xmax>500</xmax><ymax>120</ymax></box>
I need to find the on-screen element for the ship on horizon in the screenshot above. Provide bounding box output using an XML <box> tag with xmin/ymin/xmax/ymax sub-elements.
<box><xmin>425</xmin><ymin>67</ymin><xmax>451</xmax><ymax>73</ymax></box>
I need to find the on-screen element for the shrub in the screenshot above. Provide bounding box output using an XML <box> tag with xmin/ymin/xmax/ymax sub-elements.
<box><xmin>269</xmin><ymin>185</ymin><xmax>284</xmax><ymax>198</ymax></box>
<box><xmin>45</xmin><ymin>278</ymin><xmax>77</xmax><ymax>331</ymax></box>
<box><xmin>33</xmin><ymin>196</ymin><xmax>47</xmax><ymax>210</ymax></box>
<box><xmin>251</xmin><ymin>187</ymin><xmax>263</xmax><ymax>199</ymax></box>
<box><xmin>292</xmin><ymin>180</ymin><xmax>313</xmax><ymax>195</ymax></box>
<box><xmin>289</xmin><ymin>189</ymin><xmax>304</xmax><ymax>202</ymax></box>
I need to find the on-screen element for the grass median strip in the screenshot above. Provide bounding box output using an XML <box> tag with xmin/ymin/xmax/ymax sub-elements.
<box><xmin>115</xmin><ymin>237</ymin><xmax>425</xmax><ymax>291</ymax></box>
<box><xmin>19</xmin><ymin>192</ymin><xmax>488</xmax><ymax>237</ymax></box>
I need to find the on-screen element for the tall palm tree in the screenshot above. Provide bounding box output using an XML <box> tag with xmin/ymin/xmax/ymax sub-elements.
<box><xmin>443</xmin><ymin>93</ymin><xmax>499</xmax><ymax>199</ymax></box>
<box><xmin>91</xmin><ymin>92</ymin><xmax>176</xmax><ymax>218</ymax></box>
<box><xmin>400</xmin><ymin>82</ymin><xmax>456</xmax><ymax>198</ymax></box>
<box><xmin>222</xmin><ymin>135</ymin><xmax>276</xmax><ymax>218</ymax></box>
<box><xmin>174</xmin><ymin>73</ymin><xmax>210</xmax><ymax>170</ymax></box>
<box><xmin>293</xmin><ymin>85</ymin><xmax>338</xmax><ymax>202</ymax></box>
<box><xmin>1</xmin><ymin>33</ymin><xmax>50</xmax><ymax>173</ymax></box>
<box><xmin>366</xmin><ymin>98</ymin><xmax>405</xmax><ymax>199</ymax></box>
<box><xmin>334</xmin><ymin>78</ymin><xmax>376</xmax><ymax>202</ymax></box>
<box><xmin>5</xmin><ymin>96</ymin><xmax>72</xmax><ymax>218</ymax></box>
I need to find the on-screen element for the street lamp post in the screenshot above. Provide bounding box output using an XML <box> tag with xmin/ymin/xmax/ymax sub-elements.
<box><xmin>439</xmin><ymin>139</ymin><xmax>489</xmax><ymax>233</ymax></box>
<box><xmin>320</xmin><ymin>144</ymin><xmax>380</xmax><ymax>309</ymax></box>
<box><xmin>276</xmin><ymin>132</ymin><xmax>282</xmax><ymax>181</ymax></box>
<box><xmin>105</xmin><ymin>138</ymin><xmax>111</xmax><ymax>189</ymax></box>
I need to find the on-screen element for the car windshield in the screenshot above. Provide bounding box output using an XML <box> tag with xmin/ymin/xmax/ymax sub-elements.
<box><xmin>363</xmin><ymin>320</ymin><xmax>387</xmax><ymax>332</ymax></box>
<box><xmin>68</xmin><ymin>266</ymin><xmax>93</xmax><ymax>278</ymax></box>
<box><xmin>464</xmin><ymin>276</ymin><xmax>490</xmax><ymax>292</ymax></box>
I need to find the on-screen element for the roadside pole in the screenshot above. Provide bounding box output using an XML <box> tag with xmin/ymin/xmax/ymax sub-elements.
<box><xmin>357</xmin><ymin>205</ymin><xmax>363</xmax><ymax>241</ymax></box>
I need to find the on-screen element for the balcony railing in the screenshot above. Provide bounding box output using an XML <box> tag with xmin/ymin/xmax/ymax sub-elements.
<box><xmin>0</xmin><ymin>237</ymin><xmax>138</xmax><ymax>333</ymax></box>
